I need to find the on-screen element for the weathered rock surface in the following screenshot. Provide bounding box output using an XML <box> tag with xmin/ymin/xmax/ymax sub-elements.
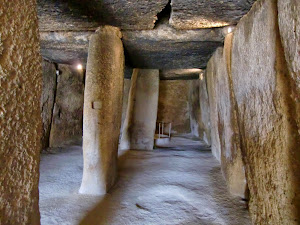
<box><xmin>41</xmin><ymin>60</ymin><xmax>57</xmax><ymax>150</ymax></box>
<box><xmin>189</xmin><ymin>80</ymin><xmax>201</xmax><ymax>137</ymax></box>
<box><xmin>208</xmin><ymin>45</ymin><xmax>247</xmax><ymax>198</ymax></box>
<box><xmin>123</xmin><ymin>22</ymin><xmax>225</xmax><ymax>69</ymax></box>
<box><xmin>0</xmin><ymin>1</ymin><xmax>42</xmax><ymax>224</ymax></box>
<box><xmin>278</xmin><ymin>0</ymin><xmax>300</xmax><ymax>136</ymax></box>
<box><xmin>199</xmin><ymin>72</ymin><xmax>211</xmax><ymax>145</ymax></box>
<box><xmin>40</xmin><ymin>22</ymin><xmax>225</xmax><ymax>68</ymax></box>
<box><xmin>49</xmin><ymin>64</ymin><xmax>84</xmax><ymax>148</ymax></box>
<box><xmin>37</xmin><ymin>0</ymin><xmax>169</xmax><ymax>31</ymax></box>
<box><xmin>121</xmin><ymin>69</ymin><xmax>159</xmax><ymax>150</ymax></box>
<box><xmin>157</xmin><ymin>80</ymin><xmax>191</xmax><ymax>134</ymax></box>
<box><xmin>170</xmin><ymin>0</ymin><xmax>256</xmax><ymax>29</ymax></box>
<box><xmin>80</xmin><ymin>26</ymin><xmax>124</xmax><ymax>195</ymax></box>
<box><xmin>40</xmin><ymin>31</ymin><xmax>92</xmax><ymax>65</ymax></box>
<box><xmin>121</xmin><ymin>79</ymin><xmax>131</xmax><ymax>135</ymax></box>
<box><xmin>206</xmin><ymin>51</ymin><xmax>222</xmax><ymax>162</ymax></box>
<box><xmin>231</xmin><ymin>0</ymin><xmax>300</xmax><ymax>223</ymax></box>
<box><xmin>160</xmin><ymin>69</ymin><xmax>202</xmax><ymax>80</ymax></box>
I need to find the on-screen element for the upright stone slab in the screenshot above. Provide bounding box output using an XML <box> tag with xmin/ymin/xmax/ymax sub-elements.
<box><xmin>199</xmin><ymin>72</ymin><xmax>211</xmax><ymax>145</ymax></box>
<box><xmin>157</xmin><ymin>80</ymin><xmax>191</xmax><ymax>134</ymax></box>
<box><xmin>80</xmin><ymin>26</ymin><xmax>124</xmax><ymax>195</ymax></box>
<box><xmin>0</xmin><ymin>1</ymin><xmax>42</xmax><ymax>224</ymax></box>
<box><xmin>189</xmin><ymin>80</ymin><xmax>201</xmax><ymax>137</ymax></box>
<box><xmin>49</xmin><ymin>64</ymin><xmax>84</xmax><ymax>147</ymax></box>
<box><xmin>120</xmin><ymin>69</ymin><xmax>159</xmax><ymax>150</ymax></box>
<box><xmin>206</xmin><ymin>52</ymin><xmax>222</xmax><ymax>162</ymax></box>
<box><xmin>231</xmin><ymin>0</ymin><xmax>300</xmax><ymax>223</ymax></box>
<box><xmin>41</xmin><ymin>60</ymin><xmax>57</xmax><ymax>150</ymax></box>
<box><xmin>120</xmin><ymin>78</ymin><xmax>132</xmax><ymax>136</ymax></box>
<box><xmin>277</xmin><ymin>3</ymin><xmax>300</xmax><ymax>220</ymax></box>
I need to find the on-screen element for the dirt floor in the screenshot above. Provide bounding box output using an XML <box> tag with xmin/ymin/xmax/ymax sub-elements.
<box><xmin>39</xmin><ymin>135</ymin><xmax>251</xmax><ymax>225</ymax></box>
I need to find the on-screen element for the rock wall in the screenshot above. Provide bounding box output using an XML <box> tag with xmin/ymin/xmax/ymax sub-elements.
<box><xmin>157</xmin><ymin>80</ymin><xmax>191</xmax><ymax>134</ymax></box>
<box><xmin>121</xmin><ymin>69</ymin><xmax>159</xmax><ymax>150</ymax></box>
<box><xmin>198</xmin><ymin>73</ymin><xmax>211</xmax><ymax>145</ymax></box>
<box><xmin>41</xmin><ymin>60</ymin><xmax>57</xmax><ymax>150</ymax></box>
<box><xmin>189</xmin><ymin>80</ymin><xmax>201</xmax><ymax>137</ymax></box>
<box><xmin>49</xmin><ymin>64</ymin><xmax>84</xmax><ymax>148</ymax></box>
<box><xmin>206</xmin><ymin>46</ymin><xmax>247</xmax><ymax>198</ymax></box>
<box><xmin>206</xmin><ymin>51</ymin><xmax>222</xmax><ymax>162</ymax></box>
<box><xmin>231</xmin><ymin>0</ymin><xmax>300</xmax><ymax>223</ymax></box>
<box><xmin>0</xmin><ymin>1</ymin><xmax>42</xmax><ymax>224</ymax></box>
<box><xmin>206</xmin><ymin>0</ymin><xmax>300</xmax><ymax>223</ymax></box>
<box><xmin>121</xmin><ymin>78</ymin><xmax>131</xmax><ymax>135</ymax></box>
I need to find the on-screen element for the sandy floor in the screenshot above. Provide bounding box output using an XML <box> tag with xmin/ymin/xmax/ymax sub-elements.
<box><xmin>39</xmin><ymin>135</ymin><xmax>251</xmax><ymax>225</ymax></box>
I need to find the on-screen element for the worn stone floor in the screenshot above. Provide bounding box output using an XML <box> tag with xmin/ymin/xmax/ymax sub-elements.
<box><xmin>39</xmin><ymin>135</ymin><xmax>251</xmax><ymax>225</ymax></box>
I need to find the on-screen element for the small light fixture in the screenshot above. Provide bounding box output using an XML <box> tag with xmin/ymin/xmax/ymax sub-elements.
<box><xmin>77</xmin><ymin>64</ymin><xmax>83</xmax><ymax>70</ymax></box>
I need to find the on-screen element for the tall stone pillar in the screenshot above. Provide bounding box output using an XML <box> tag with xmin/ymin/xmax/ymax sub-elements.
<box><xmin>79</xmin><ymin>26</ymin><xmax>124</xmax><ymax>195</ymax></box>
<box><xmin>120</xmin><ymin>69</ymin><xmax>159</xmax><ymax>150</ymax></box>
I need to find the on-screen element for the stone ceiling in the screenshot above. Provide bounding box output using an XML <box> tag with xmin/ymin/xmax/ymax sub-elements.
<box><xmin>38</xmin><ymin>0</ymin><xmax>256</xmax><ymax>70</ymax></box>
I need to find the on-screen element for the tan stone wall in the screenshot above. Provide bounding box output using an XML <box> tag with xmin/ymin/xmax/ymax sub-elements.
<box><xmin>189</xmin><ymin>80</ymin><xmax>201</xmax><ymax>137</ymax></box>
<box><xmin>157</xmin><ymin>80</ymin><xmax>191</xmax><ymax>134</ymax></box>
<box><xmin>199</xmin><ymin>73</ymin><xmax>211</xmax><ymax>145</ymax></box>
<box><xmin>230</xmin><ymin>0</ymin><xmax>300</xmax><ymax>223</ymax></box>
<box><xmin>121</xmin><ymin>78</ymin><xmax>131</xmax><ymax>134</ymax></box>
<box><xmin>41</xmin><ymin>60</ymin><xmax>57</xmax><ymax>150</ymax></box>
<box><xmin>49</xmin><ymin>64</ymin><xmax>84</xmax><ymax>147</ymax></box>
<box><xmin>206</xmin><ymin>46</ymin><xmax>247</xmax><ymax>198</ymax></box>
<box><xmin>0</xmin><ymin>1</ymin><xmax>42</xmax><ymax>224</ymax></box>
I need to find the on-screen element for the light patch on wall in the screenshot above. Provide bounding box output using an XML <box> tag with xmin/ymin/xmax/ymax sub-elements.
<box><xmin>77</xmin><ymin>64</ymin><xmax>83</xmax><ymax>70</ymax></box>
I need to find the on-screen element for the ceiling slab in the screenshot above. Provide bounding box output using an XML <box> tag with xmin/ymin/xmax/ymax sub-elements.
<box><xmin>37</xmin><ymin>0</ymin><xmax>169</xmax><ymax>31</ymax></box>
<box><xmin>40</xmin><ymin>22</ymin><xmax>225</xmax><ymax>69</ymax></box>
<box><xmin>169</xmin><ymin>0</ymin><xmax>256</xmax><ymax>29</ymax></box>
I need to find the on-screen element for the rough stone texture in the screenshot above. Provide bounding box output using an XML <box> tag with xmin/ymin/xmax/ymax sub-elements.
<box><xmin>0</xmin><ymin>1</ymin><xmax>42</xmax><ymax>224</ymax></box>
<box><xmin>121</xmin><ymin>79</ymin><xmax>131</xmax><ymax>135</ymax></box>
<box><xmin>40</xmin><ymin>22</ymin><xmax>225</xmax><ymax>68</ymax></box>
<box><xmin>157</xmin><ymin>80</ymin><xmax>191</xmax><ymax>134</ymax></box>
<box><xmin>170</xmin><ymin>0</ymin><xmax>256</xmax><ymax>29</ymax></box>
<box><xmin>160</xmin><ymin>69</ymin><xmax>202</xmax><ymax>80</ymax></box>
<box><xmin>120</xmin><ymin>22</ymin><xmax>225</xmax><ymax>69</ymax></box>
<box><xmin>189</xmin><ymin>80</ymin><xmax>201</xmax><ymax>137</ymax></box>
<box><xmin>40</xmin><ymin>31</ymin><xmax>92</xmax><ymax>65</ymax></box>
<box><xmin>80</xmin><ymin>26</ymin><xmax>124</xmax><ymax>195</ymax></box>
<box><xmin>199</xmin><ymin>72</ymin><xmax>211</xmax><ymax>145</ymax></box>
<box><xmin>278</xmin><ymin>0</ymin><xmax>300</xmax><ymax>137</ymax></box>
<box><xmin>121</xmin><ymin>69</ymin><xmax>159</xmax><ymax>150</ymax></box>
<box><xmin>208</xmin><ymin>44</ymin><xmax>247</xmax><ymax>198</ymax></box>
<box><xmin>206</xmin><ymin>52</ymin><xmax>222</xmax><ymax>162</ymax></box>
<box><xmin>49</xmin><ymin>64</ymin><xmax>84</xmax><ymax>148</ymax></box>
<box><xmin>231</xmin><ymin>0</ymin><xmax>300</xmax><ymax>223</ymax></box>
<box><xmin>37</xmin><ymin>0</ymin><xmax>169</xmax><ymax>31</ymax></box>
<box><xmin>41</xmin><ymin>60</ymin><xmax>57</xmax><ymax>150</ymax></box>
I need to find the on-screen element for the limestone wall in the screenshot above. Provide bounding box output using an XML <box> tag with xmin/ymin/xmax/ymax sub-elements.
<box><xmin>206</xmin><ymin>0</ymin><xmax>300</xmax><ymax>223</ymax></box>
<box><xmin>189</xmin><ymin>80</ymin><xmax>201</xmax><ymax>137</ymax></box>
<box><xmin>49</xmin><ymin>64</ymin><xmax>84</xmax><ymax>147</ymax></box>
<box><xmin>0</xmin><ymin>1</ymin><xmax>42</xmax><ymax>224</ymax></box>
<box><xmin>41</xmin><ymin>60</ymin><xmax>57</xmax><ymax>149</ymax></box>
<box><xmin>41</xmin><ymin>63</ymin><xmax>85</xmax><ymax>149</ymax></box>
<box><xmin>157</xmin><ymin>80</ymin><xmax>191</xmax><ymax>134</ymax></box>
<box><xmin>198</xmin><ymin>73</ymin><xmax>211</xmax><ymax>145</ymax></box>
<box><xmin>206</xmin><ymin>46</ymin><xmax>247</xmax><ymax>198</ymax></box>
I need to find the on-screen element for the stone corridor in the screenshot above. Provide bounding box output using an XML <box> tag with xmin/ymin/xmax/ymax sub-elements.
<box><xmin>40</xmin><ymin>136</ymin><xmax>250</xmax><ymax>225</ymax></box>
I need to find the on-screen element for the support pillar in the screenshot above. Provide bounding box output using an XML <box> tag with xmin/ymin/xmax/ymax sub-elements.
<box><xmin>79</xmin><ymin>26</ymin><xmax>124</xmax><ymax>195</ymax></box>
<box><xmin>120</xmin><ymin>69</ymin><xmax>159</xmax><ymax>150</ymax></box>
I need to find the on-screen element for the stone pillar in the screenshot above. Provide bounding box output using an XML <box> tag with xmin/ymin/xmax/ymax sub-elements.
<box><xmin>0</xmin><ymin>1</ymin><xmax>42</xmax><ymax>224</ymax></box>
<box><xmin>120</xmin><ymin>69</ymin><xmax>159</xmax><ymax>150</ymax></box>
<box><xmin>79</xmin><ymin>26</ymin><xmax>124</xmax><ymax>195</ymax></box>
